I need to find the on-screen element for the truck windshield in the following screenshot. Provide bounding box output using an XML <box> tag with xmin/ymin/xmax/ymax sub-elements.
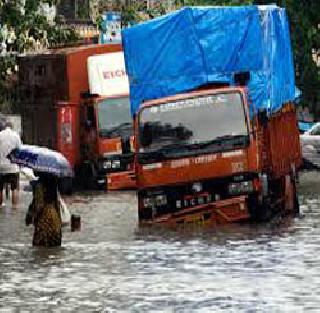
<box><xmin>138</xmin><ymin>92</ymin><xmax>249</xmax><ymax>163</ymax></box>
<box><xmin>98</xmin><ymin>97</ymin><xmax>133</xmax><ymax>138</ymax></box>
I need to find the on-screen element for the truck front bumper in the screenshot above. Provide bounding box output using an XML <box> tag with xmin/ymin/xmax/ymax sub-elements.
<box><xmin>107</xmin><ymin>170</ymin><xmax>136</xmax><ymax>190</ymax></box>
<box><xmin>140</xmin><ymin>195</ymin><xmax>249</xmax><ymax>226</ymax></box>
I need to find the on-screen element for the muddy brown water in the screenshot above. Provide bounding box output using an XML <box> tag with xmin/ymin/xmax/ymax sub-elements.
<box><xmin>1</xmin><ymin>171</ymin><xmax>320</xmax><ymax>312</ymax></box>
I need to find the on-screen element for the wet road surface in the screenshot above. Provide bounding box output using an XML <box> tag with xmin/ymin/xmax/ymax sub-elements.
<box><xmin>1</xmin><ymin>172</ymin><xmax>320</xmax><ymax>312</ymax></box>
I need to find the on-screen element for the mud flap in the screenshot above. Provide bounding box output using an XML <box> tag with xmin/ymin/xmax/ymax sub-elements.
<box><xmin>144</xmin><ymin>196</ymin><xmax>250</xmax><ymax>226</ymax></box>
<box><xmin>284</xmin><ymin>173</ymin><xmax>300</xmax><ymax>216</ymax></box>
<box><xmin>285</xmin><ymin>174</ymin><xmax>294</xmax><ymax>212</ymax></box>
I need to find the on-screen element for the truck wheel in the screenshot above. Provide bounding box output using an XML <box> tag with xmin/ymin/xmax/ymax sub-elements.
<box><xmin>248</xmin><ymin>195</ymin><xmax>271</xmax><ymax>222</ymax></box>
<box><xmin>96</xmin><ymin>176</ymin><xmax>107</xmax><ymax>190</ymax></box>
<box><xmin>76</xmin><ymin>162</ymin><xmax>97</xmax><ymax>190</ymax></box>
<box><xmin>256</xmin><ymin>201</ymin><xmax>272</xmax><ymax>222</ymax></box>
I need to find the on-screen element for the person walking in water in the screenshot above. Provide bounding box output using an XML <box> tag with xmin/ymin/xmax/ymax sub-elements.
<box><xmin>0</xmin><ymin>121</ymin><xmax>22</xmax><ymax>208</ymax></box>
<box><xmin>26</xmin><ymin>172</ymin><xmax>62</xmax><ymax>247</ymax></box>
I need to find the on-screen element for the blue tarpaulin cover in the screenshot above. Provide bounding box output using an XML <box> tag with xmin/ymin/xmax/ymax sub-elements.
<box><xmin>122</xmin><ymin>5</ymin><xmax>295</xmax><ymax>116</ymax></box>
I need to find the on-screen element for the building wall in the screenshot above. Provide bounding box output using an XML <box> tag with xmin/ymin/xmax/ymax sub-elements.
<box><xmin>57</xmin><ymin>0</ymin><xmax>76</xmax><ymax>19</ymax></box>
<box><xmin>58</xmin><ymin>0</ymin><xmax>175</xmax><ymax>24</ymax></box>
<box><xmin>100</xmin><ymin>0</ymin><xmax>174</xmax><ymax>10</ymax></box>
<box><xmin>57</xmin><ymin>0</ymin><xmax>90</xmax><ymax>20</ymax></box>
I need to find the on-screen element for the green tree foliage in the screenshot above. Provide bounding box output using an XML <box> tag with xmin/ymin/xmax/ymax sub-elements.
<box><xmin>96</xmin><ymin>1</ymin><xmax>169</xmax><ymax>28</ymax></box>
<box><xmin>120</xmin><ymin>3</ymin><xmax>167</xmax><ymax>27</ymax></box>
<box><xmin>0</xmin><ymin>0</ymin><xmax>78</xmax><ymax>112</ymax></box>
<box><xmin>282</xmin><ymin>0</ymin><xmax>319</xmax><ymax>116</ymax></box>
<box><xmin>175</xmin><ymin>0</ymin><xmax>251</xmax><ymax>5</ymax></box>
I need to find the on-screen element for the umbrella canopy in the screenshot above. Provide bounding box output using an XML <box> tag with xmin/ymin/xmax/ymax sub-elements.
<box><xmin>9</xmin><ymin>145</ymin><xmax>73</xmax><ymax>178</ymax></box>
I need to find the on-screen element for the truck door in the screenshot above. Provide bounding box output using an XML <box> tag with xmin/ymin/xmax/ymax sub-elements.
<box><xmin>57</xmin><ymin>102</ymin><xmax>78</xmax><ymax>167</ymax></box>
<box><xmin>80</xmin><ymin>103</ymin><xmax>98</xmax><ymax>162</ymax></box>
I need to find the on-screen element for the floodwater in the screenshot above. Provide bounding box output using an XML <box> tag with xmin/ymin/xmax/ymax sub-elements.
<box><xmin>1</xmin><ymin>172</ymin><xmax>320</xmax><ymax>312</ymax></box>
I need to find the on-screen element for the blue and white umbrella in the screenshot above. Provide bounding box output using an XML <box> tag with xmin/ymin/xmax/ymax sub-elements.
<box><xmin>9</xmin><ymin>145</ymin><xmax>73</xmax><ymax>178</ymax></box>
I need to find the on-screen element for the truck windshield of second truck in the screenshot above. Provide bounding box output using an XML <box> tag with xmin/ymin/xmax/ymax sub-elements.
<box><xmin>138</xmin><ymin>92</ymin><xmax>249</xmax><ymax>163</ymax></box>
<box><xmin>98</xmin><ymin>97</ymin><xmax>133</xmax><ymax>138</ymax></box>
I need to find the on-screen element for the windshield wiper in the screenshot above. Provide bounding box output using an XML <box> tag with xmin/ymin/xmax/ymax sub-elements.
<box><xmin>215</xmin><ymin>134</ymin><xmax>249</xmax><ymax>145</ymax></box>
<box><xmin>100</xmin><ymin>122</ymin><xmax>132</xmax><ymax>137</ymax></box>
<box><xmin>139</xmin><ymin>135</ymin><xmax>249</xmax><ymax>163</ymax></box>
<box><xmin>138</xmin><ymin>150</ymin><xmax>166</xmax><ymax>162</ymax></box>
<box><xmin>158</xmin><ymin>143</ymin><xmax>191</xmax><ymax>152</ymax></box>
<box><xmin>188</xmin><ymin>135</ymin><xmax>248</xmax><ymax>150</ymax></box>
<box><xmin>139</xmin><ymin>143</ymin><xmax>190</xmax><ymax>162</ymax></box>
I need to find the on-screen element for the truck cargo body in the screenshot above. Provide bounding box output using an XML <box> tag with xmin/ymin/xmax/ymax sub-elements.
<box><xmin>135</xmin><ymin>88</ymin><xmax>301</xmax><ymax>225</ymax></box>
<box><xmin>19</xmin><ymin>44</ymin><xmax>122</xmax><ymax>162</ymax></box>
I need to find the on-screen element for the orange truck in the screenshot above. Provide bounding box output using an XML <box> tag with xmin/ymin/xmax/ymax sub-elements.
<box><xmin>74</xmin><ymin>93</ymin><xmax>135</xmax><ymax>191</ymax></box>
<box><xmin>123</xmin><ymin>6</ymin><xmax>302</xmax><ymax>225</ymax></box>
<box><xmin>19</xmin><ymin>44</ymin><xmax>135</xmax><ymax>191</ymax></box>
<box><xmin>134</xmin><ymin>87</ymin><xmax>301</xmax><ymax>225</ymax></box>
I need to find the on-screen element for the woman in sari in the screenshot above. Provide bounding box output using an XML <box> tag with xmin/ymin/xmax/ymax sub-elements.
<box><xmin>26</xmin><ymin>173</ymin><xmax>62</xmax><ymax>247</ymax></box>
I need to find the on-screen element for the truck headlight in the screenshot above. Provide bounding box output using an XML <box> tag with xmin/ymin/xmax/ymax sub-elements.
<box><xmin>228</xmin><ymin>181</ymin><xmax>253</xmax><ymax>195</ymax></box>
<box><xmin>143</xmin><ymin>197</ymin><xmax>155</xmax><ymax>208</ymax></box>
<box><xmin>112</xmin><ymin>160</ymin><xmax>121</xmax><ymax>169</ymax></box>
<box><xmin>192</xmin><ymin>182</ymin><xmax>202</xmax><ymax>193</ymax></box>
<box><xmin>142</xmin><ymin>194</ymin><xmax>167</xmax><ymax>208</ymax></box>
<box><xmin>155</xmin><ymin>195</ymin><xmax>167</xmax><ymax>206</ymax></box>
<box><xmin>103</xmin><ymin>161</ymin><xmax>112</xmax><ymax>169</ymax></box>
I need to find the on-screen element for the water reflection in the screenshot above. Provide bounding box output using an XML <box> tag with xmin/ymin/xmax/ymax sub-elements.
<box><xmin>0</xmin><ymin>173</ymin><xmax>320</xmax><ymax>311</ymax></box>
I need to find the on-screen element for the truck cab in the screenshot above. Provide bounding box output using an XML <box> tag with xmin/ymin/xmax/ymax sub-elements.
<box><xmin>135</xmin><ymin>87</ymin><xmax>259</xmax><ymax>225</ymax></box>
<box><xmin>80</xmin><ymin>94</ymin><xmax>135</xmax><ymax>189</ymax></box>
<box><xmin>135</xmin><ymin>85</ymin><xmax>301</xmax><ymax>225</ymax></box>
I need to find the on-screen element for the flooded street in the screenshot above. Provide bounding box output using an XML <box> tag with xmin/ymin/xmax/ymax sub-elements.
<box><xmin>1</xmin><ymin>172</ymin><xmax>320</xmax><ymax>312</ymax></box>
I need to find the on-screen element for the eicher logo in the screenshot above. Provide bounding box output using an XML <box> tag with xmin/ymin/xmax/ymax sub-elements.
<box><xmin>103</xmin><ymin>69</ymin><xmax>127</xmax><ymax>80</ymax></box>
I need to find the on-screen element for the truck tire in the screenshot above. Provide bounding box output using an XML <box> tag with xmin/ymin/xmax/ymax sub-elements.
<box><xmin>75</xmin><ymin>162</ymin><xmax>97</xmax><ymax>190</ymax></box>
<box><xmin>97</xmin><ymin>175</ymin><xmax>107</xmax><ymax>190</ymax></box>
<box><xmin>256</xmin><ymin>201</ymin><xmax>272</xmax><ymax>222</ymax></box>
<box><xmin>248</xmin><ymin>195</ymin><xmax>271</xmax><ymax>222</ymax></box>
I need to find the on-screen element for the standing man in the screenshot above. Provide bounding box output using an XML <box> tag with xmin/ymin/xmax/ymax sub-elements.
<box><xmin>0</xmin><ymin>121</ymin><xmax>22</xmax><ymax>208</ymax></box>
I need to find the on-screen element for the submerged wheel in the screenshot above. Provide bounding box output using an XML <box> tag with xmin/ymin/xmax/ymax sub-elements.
<box><xmin>248</xmin><ymin>195</ymin><xmax>272</xmax><ymax>222</ymax></box>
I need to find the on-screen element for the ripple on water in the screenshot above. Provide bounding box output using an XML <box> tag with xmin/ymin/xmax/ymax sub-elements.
<box><xmin>1</xmin><ymin>175</ymin><xmax>320</xmax><ymax>311</ymax></box>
